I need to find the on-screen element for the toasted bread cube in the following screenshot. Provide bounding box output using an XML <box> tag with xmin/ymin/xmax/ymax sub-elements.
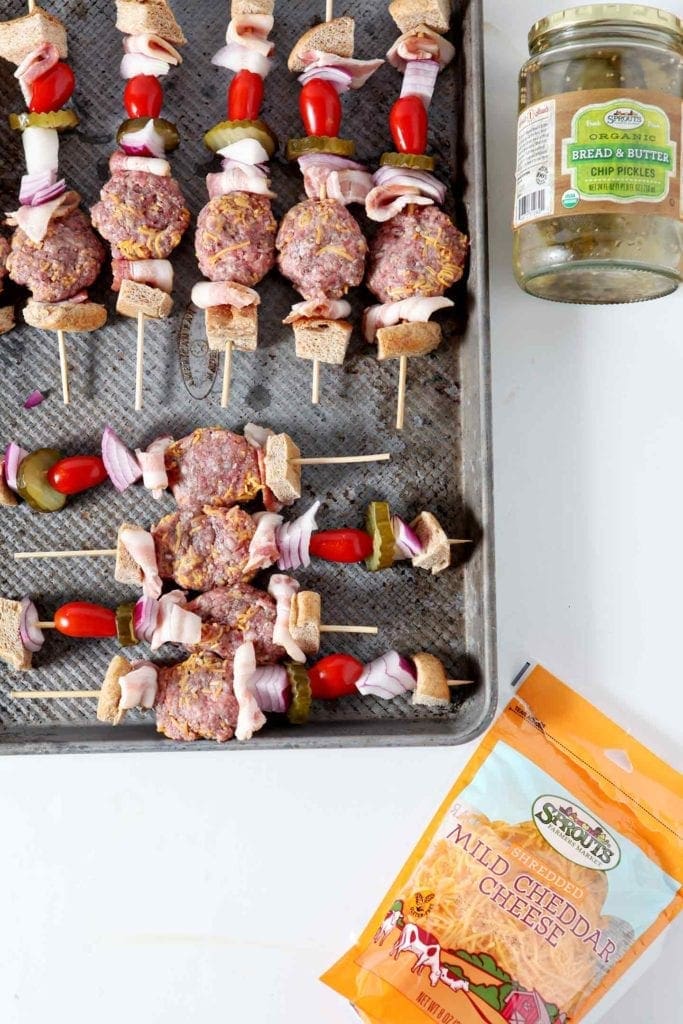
<box><xmin>412</xmin><ymin>652</ymin><xmax>451</xmax><ymax>707</ymax></box>
<box><xmin>115</xmin><ymin>1</ymin><xmax>187</xmax><ymax>46</ymax></box>
<box><xmin>114</xmin><ymin>523</ymin><xmax>144</xmax><ymax>587</ymax></box>
<box><xmin>376</xmin><ymin>321</ymin><xmax>442</xmax><ymax>360</ymax></box>
<box><xmin>231</xmin><ymin>0</ymin><xmax>274</xmax><ymax>14</ymax></box>
<box><xmin>97</xmin><ymin>655</ymin><xmax>131</xmax><ymax>725</ymax></box>
<box><xmin>410</xmin><ymin>511</ymin><xmax>450</xmax><ymax>575</ymax></box>
<box><xmin>264</xmin><ymin>433</ymin><xmax>301</xmax><ymax>505</ymax></box>
<box><xmin>389</xmin><ymin>0</ymin><xmax>451</xmax><ymax>35</ymax></box>
<box><xmin>0</xmin><ymin>7</ymin><xmax>67</xmax><ymax>65</ymax></box>
<box><xmin>24</xmin><ymin>299</ymin><xmax>106</xmax><ymax>333</ymax></box>
<box><xmin>0</xmin><ymin>598</ymin><xmax>31</xmax><ymax>671</ymax></box>
<box><xmin>116</xmin><ymin>279</ymin><xmax>173</xmax><ymax>320</ymax></box>
<box><xmin>0</xmin><ymin>460</ymin><xmax>18</xmax><ymax>507</ymax></box>
<box><xmin>0</xmin><ymin>306</ymin><xmax>15</xmax><ymax>335</ymax></box>
<box><xmin>206</xmin><ymin>304</ymin><xmax>258</xmax><ymax>353</ymax></box>
<box><xmin>289</xmin><ymin>591</ymin><xmax>321</xmax><ymax>656</ymax></box>
<box><xmin>292</xmin><ymin>318</ymin><xmax>351</xmax><ymax>365</ymax></box>
<box><xmin>288</xmin><ymin>16</ymin><xmax>354</xmax><ymax>72</ymax></box>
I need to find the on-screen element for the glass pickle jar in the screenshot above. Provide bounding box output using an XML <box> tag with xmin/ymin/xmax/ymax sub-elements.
<box><xmin>513</xmin><ymin>4</ymin><xmax>683</xmax><ymax>303</ymax></box>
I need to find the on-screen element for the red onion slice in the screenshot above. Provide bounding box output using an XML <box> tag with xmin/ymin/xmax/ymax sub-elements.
<box><xmin>23</xmin><ymin>389</ymin><xmax>45</xmax><ymax>409</ymax></box>
<box><xmin>120</xmin><ymin>52</ymin><xmax>170</xmax><ymax>79</ymax></box>
<box><xmin>392</xmin><ymin>515</ymin><xmax>423</xmax><ymax>560</ymax></box>
<box><xmin>31</xmin><ymin>178</ymin><xmax>66</xmax><ymax>207</ymax></box>
<box><xmin>212</xmin><ymin>42</ymin><xmax>271</xmax><ymax>77</ymax></box>
<box><xmin>401</xmin><ymin>59</ymin><xmax>440</xmax><ymax>107</ymax></box>
<box><xmin>356</xmin><ymin>651</ymin><xmax>417</xmax><ymax>700</ymax></box>
<box><xmin>19</xmin><ymin>168</ymin><xmax>57</xmax><ymax>206</ymax></box>
<box><xmin>276</xmin><ymin>500</ymin><xmax>321</xmax><ymax>571</ymax></box>
<box><xmin>19</xmin><ymin>597</ymin><xmax>45</xmax><ymax>653</ymax></box>
<box><xmin>298</xmin><ymin>66</ymin><xmax>353</xmax><ymax>93</ymax></box>
<box><xmin>119</xmin><ymin>119</ymin><xmax>165</xmax><ymax>158</ymax></box>
<box><xmin>133</xmin><ymin>596</ymin><xmax>159</xmax><ymax>644</ymax></box>
<box><xmin>252</xmin><ymin>665</ymin><xmax>290</xmax><ymax>713</ymax></box>
<box><xmin>4</xmin><ymin>443</ymin><xmax>28</xmax><ymax>491</ymax></box>
<box><xmin>101</xmin><ymin>426</ymin><xmax>143</xmax><ymax>492</ymax></box>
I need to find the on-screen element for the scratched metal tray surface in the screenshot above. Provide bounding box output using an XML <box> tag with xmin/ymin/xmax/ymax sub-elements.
<box><xmin>0</xmin><ymin>0</ymin><xmax>495</xmax><ymax>754</ymax></box>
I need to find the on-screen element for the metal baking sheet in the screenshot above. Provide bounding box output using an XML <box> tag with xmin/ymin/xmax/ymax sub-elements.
<box><xmin>0</xmin><ymin>0</ymin><xmax>495</xmax><ymax>753</ymax></box>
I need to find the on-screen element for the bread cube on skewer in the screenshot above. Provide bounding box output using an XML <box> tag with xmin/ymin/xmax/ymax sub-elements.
<box><xmin>0</xmin><ymin>5</ymin><xmax>67</xmax><ymax>65</ymax></box>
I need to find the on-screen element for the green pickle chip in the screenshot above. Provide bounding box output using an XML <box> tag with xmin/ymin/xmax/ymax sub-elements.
<box><xmin>115</xmin><ymin>603</ymin><xmax>138</xmax><ymax>648</ymax></box>
<box><xmin>286</xmin><ymin>663</ymin><xmax>312</xmax><ymax>725</ymax></box>
<box><xmin>16</xmin><ymin>449</ymin><xmax>66</xmax><ymax>513</ymax></box>
<box><xmin>204</xmin><ymin>118</ymin><xmax>277</xmax><ymax>156</ymax></box>
<box><xmin>285</xmin><ymin>135</ymin><xmax>356</xmax><ymax>160</ymax></box>
<box><xmin>9</xmin><ymin>110</ymin><xmax>79</xmax><ymax>132</ymax></box>
<box><xmin>365</xmin><ymin>501</ymin><xmax>396</xmax><ymax>572</ymax></box>
<box><xmin>379</xmin><ymin>151</ymin><xmax>436</xmax><ymax>172</ymax></box>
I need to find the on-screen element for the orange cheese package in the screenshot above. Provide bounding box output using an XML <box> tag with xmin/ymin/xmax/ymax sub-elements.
<box><xmin>322</xmin><ymin>665</ymin><xmax>682</xmax><ymax>1023</ymax></box>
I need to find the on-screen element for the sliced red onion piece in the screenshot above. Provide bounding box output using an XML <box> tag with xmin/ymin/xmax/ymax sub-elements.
<box><xmin>392</xmin><ymin>515</ymin><xmax>423</xmax><ymax>560</ymax></box>
<box><xmin>212</xmin><ymin>42</ymin><xmax>271</xmax><ymax>77</ymax></box>
<box><xmin>101</xmin><ymin>426</ymin><xmax>143</xmax><ymax>492</ymax></box>
<box><xmin>297</xmin><ymin>153</ymin><xmax>366</xmax><ymax>173</ymax></box>
<box><xmin>19</xmin><ymin>597</ymin><xmax>45</xmax><ymax>653</ymax></box>
<box><xmin>373</xmin><ymin>164</ymin><xmax>446</xmax><ymax>204</ymax></box>
<box><xmin>298</xmin><ymin>66</ymin><xmax>352</xmax><ymax>93</ymax></box>
<box><xmin>401</xmin><ymin>59</ymin><xmax>440</xmax><ymax>107</ymax></box>
<box><xmin>23</xmin><ymin>389</ymin><xmax>45</xmax><ymax>409</ymax></box>
<box><xmin>120</xmin><ymin>119</ymin><xmax>165</xmax><ymax>158</ymax></box>
<box><xmin>120</xmin><ymin>52</ymin><xmax>170</xmax><ymax>79</ymax></box>
<box><xmin>243</xmin><ymin>422</ymin><xmax>272</xmax><ymax>449</ymax></box>
<box><xmin>19</xmin><ymin>169</ymin><xmax>57</xmax><ymax>206</ymax></box>
<box><xmin>22</xmin><ymin>126</ymin><xmax>59</xmax><ymax>177</ymax></box>
<box><xmin>252</xmin><ymin>664</ymin><xmax>290</xmax><ymax>713</ymax></box>
<box><xmin>218</xmin><ymin>138</ymin><xmax>270</xmax><ymax>165</ymax></box>
<box><xmin>356</xmin><ymin>651</ymin><xmax>417</xmax><ymax>700</ymax></box>
<box><xmin>133</xmin><ymin>597</ymin><xmax>159</xmax><ymax>645</ymax></box>
<box><xmin>4</xmin><ymin>443</ymin><xmax>28</xmax><ymax>491</ymax></box>
<box><xmin>31</xmin><ymin>178</ymin><xmax>66</xmax><ymax>207</ymax></box>
<box><xmin>276</xmin><ymin>500</ymin><xmax>321</xmax><ymax>571</ymax></box>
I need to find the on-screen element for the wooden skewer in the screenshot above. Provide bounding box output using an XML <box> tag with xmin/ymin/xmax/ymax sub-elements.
<box><xmin>325</xmin><ymin>0</ymin><xmax>334</xmax><ymax>21</ymax></box>
<box><xmin>15</xmin><ymin>549</ymin><xmax>116</xmax><ymax>560</ymax></box>
<box><xmin>36</xmin><ymin>622</ymin><xmax>56</xmax><ymax>629</ymax></box>
<box><xmin>449</xmin><ymin>539</ymin><xmax>472</xmax><ymax>546</ymax></box>
<box><xmin>396</xmin><ymin>354</ymin><xmax>408</xmax><ymax>430</ymax></box>
<box><xmin>12</xmin><ymin>690</ymin><xmax>100</xmax><ymax>700</ymax></box>
<box><xmin>57</xmin><ymin>330</ymin><xmax>70</xmax><ymax>405</ymax></box>
<box><xmin>320</xmin><ymin>624</ymin><xmax>378</xmax><ymax>635</ymax></box>
<box><xmin>311</xmin><ymin>356</ymin><xmax>321</xmax><ymax>405</ymax></box>
<box><xmin>220</xmin><ymin>340</ymin><xmax>233</xmax><ymax>408</ymax></box>
<box><xmin>293</xmin><ymin>453</ymin><xmax>390</xmax><ymax>465</ymax></box>
<box><xmin>134</xmin><ymin>311</ymin><xmax>145</xmax><ymax>411</ymax></box>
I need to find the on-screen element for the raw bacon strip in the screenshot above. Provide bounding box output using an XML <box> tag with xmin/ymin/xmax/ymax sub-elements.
<box><xmin>245</xmin><ymin>511</ymin><xmax>283</xmax><ymax>573</ymax></box>
<box><xmin>192</xmin><ymin>280</ymin><xmax>260</xmax><ymax>310</ymax></box>
<box><xmin>109</xmin><ymin>151</ymin><xmax>171</xmax><ymax>176</ymax></box>
<box><xmin>120</xmin><ymin>524</ymin><xmax>163</xmax><ymax>600</ymax></box>
<box><xmin>119</xmin><ymin>663</ymin><xmax>158</xmax><ymax>710</ymax></box>
<box><xmin>123</xmin><ymin>34</ymin><xmax>183</xmax><ymax>66</ymax></box>
<box><xmin>227</xmin><ymin>15</ymin><xmax>275</xmax><ymax>57</ymax></box>
<box><xmin>233</xmin><ymin>641</ymin><xmax>267</xmax><ymax>741</ymax></box>
<box><xmin>136</xmin><ymin>436</ymin><xmax>172</xmax><ymax>499</ymax></box>
<box><xmin>268</xmin><ymin>575</ymin><xmax>306</xmax><ymax>663</ymax></box>
<box><xmin>283</xmin><ymin>298</ymin><xmax>351</xmax><ymax>323</ymax></box>
<box><xmin>299</xmin><ymin>50</ymin><xmax>384</xmax><ymax>89</ymax></box>
<box><xmin>365</xmin><ymin>184</ymin><xmax>433</xmax><ymax>223</ymax></box>
<box><xmin>387</xmin><ymin>27</ymin><xmax>455</xmax><ymax>71</ymax></box>
<box><xmin>5</xmin><ymin>190</ymin><xmax>80</xmax><ymax>244</ymax></box>
<box><xmin>363</xmin><ymin>296</ymin><xmax>454</xmax><ymax>342</ymax></box>
<box><xmin>14</xmin><ymin>43</ymin><xmax>59</xmax><ymax>105</ymax></box>
<box><xmin>150</xmin><ymin>591</ymin><xmax>202</xmax><ymax>651</ymax></box>
<box><xmin>112</xmin><ymin>259</ymin><xmax>174</xmax><ymax>294</ymax></box>
<box><xmin>206</xmin><ymin>167</ymin><xmax>275</xmax><ymax>200</ymax></box>
<box><xmin>244</xmin><ymin>423</ymin><xmax>273</xmax><ymax>449</ymax></box>
<box><xmin>373</xmin><ymin>165</ymin><xmax>446</xmax><ymax>204</ymax></box>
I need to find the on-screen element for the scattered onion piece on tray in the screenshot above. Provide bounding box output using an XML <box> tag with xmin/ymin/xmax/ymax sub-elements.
<box><xmin>23</xmin><ymin>389</ymin><xmax>45</xmax><ymax>409</ymax></box>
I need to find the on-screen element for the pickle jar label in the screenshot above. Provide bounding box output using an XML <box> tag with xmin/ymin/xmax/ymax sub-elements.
<box><xmin>513</xmin><ymin>88</ymin><xmax>683</xmax><ymax>227</ymax></box>
<box><xmin>563</xmin><ymin>98</ymin><xmax>676</xmax><ymax>204</ymax></box>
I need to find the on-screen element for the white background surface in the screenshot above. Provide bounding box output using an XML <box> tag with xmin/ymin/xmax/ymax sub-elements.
<box><xmin>1</xmin><ymin>2</ymin><xmax>682</xmax><ymax>1021</ymax></box>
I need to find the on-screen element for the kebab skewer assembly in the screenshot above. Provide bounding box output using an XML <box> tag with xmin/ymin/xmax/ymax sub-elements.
<box><xmin>277</xmin><ymin>4</ymin><xmax>382</xmax><ymax>405</ymax></box>
<box><xmin>90</xmin><ymin>0</ymin><xmax>190</xmax><ymax>410</ymax></box>
<box><xmin>192</xmin><ymin>0</ymin><xmax>278</xmax><ymax>409</ymax></box>
<box><xmin>0</xmin><ymin>1</ymin><xmax>108</xmax><ymax>403</ymax></box>
<box><xmin>363</xmin><ymin>0</ymin><xmax>469</xmax><ymax>429</ymax></box>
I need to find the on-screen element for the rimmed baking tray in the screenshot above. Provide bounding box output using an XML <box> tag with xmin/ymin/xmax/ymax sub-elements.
<box><xmin>0</xmin><ymin>0</ymin><xmax>495</xmax><ymax>753</ymax></box>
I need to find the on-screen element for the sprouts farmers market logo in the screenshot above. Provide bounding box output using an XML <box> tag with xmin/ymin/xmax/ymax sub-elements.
<box><xmin>604</xmin><ymin>107</ymin><xmax>644</xmax><ymax>129</ymax></box>
<box><xmin>532</xmin><ymin>795</ymin><xmax>621</xmax><ymax>871</ymax></box>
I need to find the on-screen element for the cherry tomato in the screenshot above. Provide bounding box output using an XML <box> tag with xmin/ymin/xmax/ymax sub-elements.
<box><xmin>309</xmin><ymin>653</ymin><xmax>364</xmax><ymax>700</ymax></box>
<box><xmin>30</xmin><ymin>62</ymin><xmax>76</xmax><ymax>114</ymax></box>
<box><xmin>54</xmin><ymin>602</ymin><xmax>117</xmax><ymax>638</ymax></box>
<box><xmin>47</xmin><ymin>455</ymin><xmax>108</xmax><ymax>495</ymax></box>
<box><xmin>124</xmin><ymin>75</ymin><xmax>164</xmax><ymax>119</ymax></box>
<box><xmin>228</xmin><ymin>69</ymin><xmax>264</xmax><ymax>121</ymax></box>
<box><xmin>300</xmin><ymin>79</ymin><xmax>342</xmax><ymax>137</ymax></box>
<box><xmin>309</xmin><ymin>528</ymin><xmax>373</xmax><ymax>563</ymax></box>
<box><xmin>389</xmin><ymin>95</ymin><xmax>428</xmax><ymax>155</ymax></box>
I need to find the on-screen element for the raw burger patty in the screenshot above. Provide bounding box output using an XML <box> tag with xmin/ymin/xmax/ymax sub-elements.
<box><xmin>155</xmin><ymin>651</ymin><xmax>239</xmax><ymax>742</ymax></box>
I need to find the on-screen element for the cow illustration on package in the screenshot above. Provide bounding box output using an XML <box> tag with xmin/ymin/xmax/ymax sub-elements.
<box><xmin>373</xmin><ymin>900</ymin><xmax>404</xmax><ymax>946</ymax></box>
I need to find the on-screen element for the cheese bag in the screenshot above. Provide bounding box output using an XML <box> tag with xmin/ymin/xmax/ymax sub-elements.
<box><xmin>322</xmin><ymin>665</ymin><xmax>682</xmax><ymax>1024</ymax></box>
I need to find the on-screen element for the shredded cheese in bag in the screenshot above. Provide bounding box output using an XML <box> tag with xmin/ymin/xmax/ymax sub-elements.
<box><xmin>322</xmin><ymin>665</ymin><xmax>682</xmax><ymax>1024</ymax></box>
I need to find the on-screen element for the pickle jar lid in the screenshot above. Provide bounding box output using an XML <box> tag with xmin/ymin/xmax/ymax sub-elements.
<box><xmin>529</xmin><ymin>4</ymin><xmax>683</xmax><ymax>48</ymax></box>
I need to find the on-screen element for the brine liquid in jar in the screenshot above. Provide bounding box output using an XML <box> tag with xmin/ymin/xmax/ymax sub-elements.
<box><xmin>513</xmin><ymin>4</ymin><xmax>683</xmax><ymax>303</ymax></box>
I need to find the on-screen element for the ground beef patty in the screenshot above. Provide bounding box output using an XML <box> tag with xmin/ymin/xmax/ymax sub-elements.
<box><xmin>7</xmin><ymin>210</ymin><xmax>105</xmax><ymax>302</ymax></box>
<box><xmin>91</xmin><ymin>171</ymin><xmax>190</xmax><ymax>260</ymax></box>
<box><xmin>153</xmin><ymin>505</ymin><xmax>256</xmax><ymax>591</ymax></box>
<box><xmin>195</xmin><ymin>193</ymin><xmax>276</xmax><ymax>285</ymax></box>
<box><xmin>156</xmin><ymin>652</ymin><xmax>239</xmax><ymax>742</ymax></box>
<box><xmin>186</xmin><ymin>585</ymin><xmax>284</xmax><ymax>663</ymax></box>
<box><xmin>165</xmin><ymin>428</ymin><xmax>262</xmax><ymax>510</ymax></box>
<box><xmin>276</xmin><ymin>198</ymin><xmax>367</xmax><ymax>300</ymax></box>
<box><xmin>366</xmin><ymin>205</ymin><xmax>468</xmax><ymax>303</ymax></box>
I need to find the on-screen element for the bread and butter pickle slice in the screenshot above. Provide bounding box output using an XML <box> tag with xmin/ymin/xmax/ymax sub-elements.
<box><xmin>286</xmin><ymin>135</ymin><xmax>355</xmax><ymax>160</ymax></box>
<box><xmin>117</xmin><ymin>117</ymin><xmax>180</xmax><ymax>152</ymax></box>
<box><xmin>285</xmin><ymin>663</ymin><xmax>312</xmax><ymax>725</ymax></box>
<box><xmin>365</xmin><ymin>500</ymin><xmax>396</xmax><ymax>572</ymax></box>
<box><xmin>204</xmin><ymin>118</ymin><xmax>277</xmax><ymax>156</ymax></box>
<box><xmin>9</xmin><ymin>110</ymin><xmax>79</xmax><ymax>132</ymax></box>
<box><xmin>380</xmin><ymin>151</ymin><xmax>436</xmax><ymax>172</ymax></box>
<box><xmin>115</xmin><ymin>602</ymin><xmax>138</xmax><ymax>648</ymax></box>
<box><xmin>16</xmin><ymin>448</ymin><xmax>67</xmax><ymax>513</ymax></box>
